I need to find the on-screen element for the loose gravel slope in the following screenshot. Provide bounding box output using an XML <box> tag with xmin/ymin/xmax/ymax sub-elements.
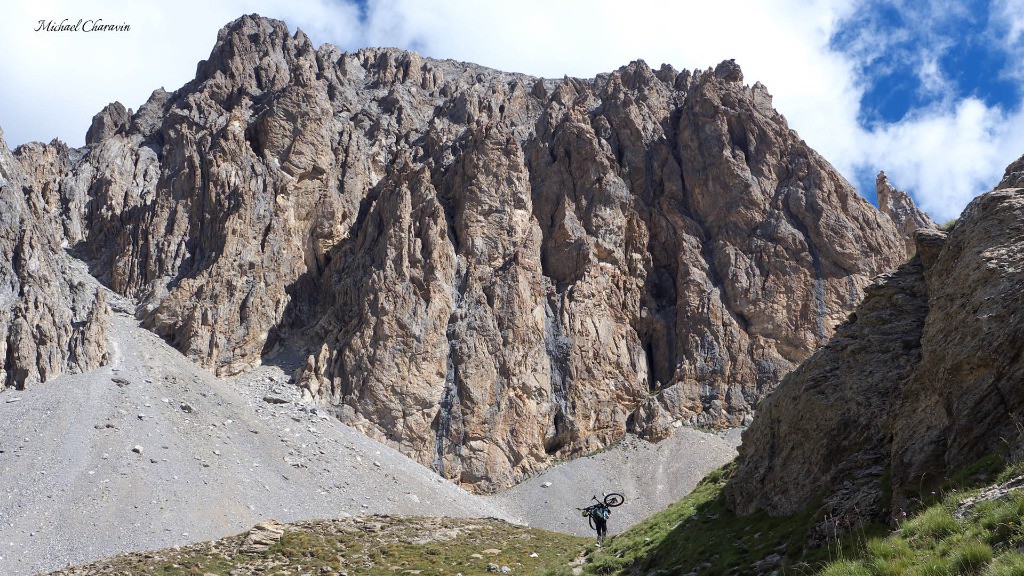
<box><xmin>492</xmin><ymin>428</ymin><xmax>741</xmax><ymax>538</ymax></box>
<box><xmin>0</xmin><ymin>259</ymin><xmax>738</xmax><ymax>576</ymax></box>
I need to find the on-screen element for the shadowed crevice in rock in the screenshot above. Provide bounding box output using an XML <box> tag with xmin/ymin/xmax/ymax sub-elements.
<box><xmin>542</xmin><ymin>295</ymin><xmax>572</xmax><ymax>455</ymax></box>
<box><xmin>433</xmin><ymin>248</ymin><xmax>468</xmax><ymax>479</ymax></box>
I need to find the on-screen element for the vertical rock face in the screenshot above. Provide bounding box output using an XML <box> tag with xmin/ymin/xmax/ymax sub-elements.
<box><xmin>14</xmin><ymin>16</ymin><xmax>908</xmax><ymax>490</ymax></box>
<box><xmin>0</xmin><ymin>129</ymin><xmax>110</xmax><ymax>389</ymax></box>
<box><xmin>726</xmin><ymin>161</ymin><xmax>1024</xmax><ymax>538</ymax></box>
<box><xmin>724</xmin><ymin>250</ymin><xmax>930</xmax><ymax>538</ymax></box>
<box><xmin>876</xmin><ymin>171</ymin><xmax>937</xmax><ymax>254</ymax></box>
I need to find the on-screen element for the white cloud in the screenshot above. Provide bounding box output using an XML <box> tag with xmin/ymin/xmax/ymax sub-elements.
<box><xmin>916</xmin><ymin>48</ymin><xmax>953</xmax><ymax>100</ymax></box>
<box><xmin>1</xmin><ymin>1</ymin><xmax>238</xmax><ymax>147</ymax></box>
<box><xmin>1002</xmin><ymin>0</ymin><xmax>1024</xmax><ymax>43</ymax></box>
<box><xmin>0</xmin><ymin>0</ymin><xmax>1021</xmax><ymax>222</ymax></box>
<box><xmin>992</xmin><ymin>0</ymin><xmax>1024</xmax><ymax>80</ymax></box>
<box><xmin>857</xmin><ymin>99</ymin><xmax>1024</xmax><ymax>220</ymax></box>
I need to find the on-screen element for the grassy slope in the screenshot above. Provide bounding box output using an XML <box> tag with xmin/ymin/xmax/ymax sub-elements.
<box><xmin>587</xmin><ymin>457</ymin><xmax>1024</xmax><ymax>576</ymax></box>
<box><xmin>585</xmin><ymin>463</ymin><xmax>882</xmax><ymax>575</ymax></box>
<box><xmin>819</xmin><ymin>462</ymin><xmax>1024</xmax><ymax>576</ymax></box>
<box><xmin>48</xmin><ymin>516</ymin><xmax>590</xmax><ymax>576</ymax></box>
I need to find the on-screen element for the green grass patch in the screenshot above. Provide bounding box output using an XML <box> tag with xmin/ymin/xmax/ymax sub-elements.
<box><xmin>49</xmin><ymin>517</ymin><xmax>591</xmax><ymax>576</ymax></box>
<box><xmin>950</xmin><ymin>539</ymin><xmax>993</xmax><ymax>573</ymax></box>
<box><xmin>995</xmin><ymin>461</ymin><xmax>1024</xmax><ymax>485</ymax></box>
<box><xmin>821</xmin><ymin>560</ymin><xmax>872</xmax><ymax>576</ymax></box>
<box><xmin>584</xmin><ymin>463</ymin><xmax>887</xmax><ymax>575</ymax></box>
<box><xmin>985</xmin><ymin>551</ymin><xmax>1024</xmax><ymax>576</ymax></box>
<box><xmin>818</xmin><ymin>459</ymin><xmax>1024</xmax><ymax>576</ymax></box>
<box><xmin>901</xmin><ymin>506</ymin><xmax>963</xmax><ymax>540</ymax></box>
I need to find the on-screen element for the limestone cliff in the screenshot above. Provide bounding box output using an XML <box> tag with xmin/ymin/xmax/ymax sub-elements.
<box><xmin>726</xmin><ymin>161</ymin><xmax>1024</xmax><ymax>539</ymax></box>
<box><xmin>0</xmin><ymin>129</ymin><xmax>109</xmax><ymax>388</ymax></box>
<box><xmin>15</xmin><ymin>15</ymin><xmax>909</xmax><ymax>490</ymax></box>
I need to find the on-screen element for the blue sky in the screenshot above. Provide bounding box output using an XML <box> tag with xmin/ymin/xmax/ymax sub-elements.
<box><xmin>835</xmin><ymin>1</ymin><xmax>1020</xmax><ymax>126</ymax></box>
<box><xmin>828</xmin><ymin>0</ymin><xmax>1024</xmax><ymax>208</ymax></box>
<box><xmin>2</xmin><ymin>0</ymin><xmax>1024</xmax><ymax>221</ymax></box>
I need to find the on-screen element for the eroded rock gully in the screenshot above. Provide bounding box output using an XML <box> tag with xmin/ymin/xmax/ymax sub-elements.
<box><xmin>9</xmin><ymin>15</ymin><xmax>913</xmax><ymax>490</ymax></box>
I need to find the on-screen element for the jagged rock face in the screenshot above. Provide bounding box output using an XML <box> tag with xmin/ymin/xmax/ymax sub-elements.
<box><xmin>726</xmin><ymin>168</ymin><xmax>1024</xmax><ymax>538</ymax></box>
<box><xmin>998</xmin><ymin>155</ymin><xmax>1024</xmax><ymax>188</ymax></box>
<box><xmin>18</xmin><ymin>15</ymin><xmax>908</xmax><ymax>490</ymax></box>
<box><xmin>723</xmin><ymin>252</ymin><xmax>929</xmax><ymax>540</ymax></box>
<box><xmin>0</xmin><ymin>129</ymin><xmax>110</xmax><ymax>389</ymax></box>
<box><xmin>876</xmin><ymin>171</ymin><xmax>937</xmax><ymax>253</ymax></box>
<box><xmin>889</xmin><ymin>186</ymin><xmax>1024</xmax><ymax>506</ymax></box>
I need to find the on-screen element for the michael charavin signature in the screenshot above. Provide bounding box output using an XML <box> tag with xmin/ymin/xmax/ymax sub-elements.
<box><xmin>35</xmin><ymin>19</ymin><xmax>130</xmax><ymax>32</ymax></box>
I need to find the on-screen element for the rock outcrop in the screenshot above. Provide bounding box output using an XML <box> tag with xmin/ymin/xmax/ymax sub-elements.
<box><xmin>239</xmin><ymin>520</ymin><xmax>286</xmax><ymax>554</ymax></box>
<box><xmin>724</xmin><ymin>245</ymin><xmax>930</xmax><ymax>539</ymax></box>
<box><xmin>726</xmin><ymin>162</ymin><xmax>1024</xmax><ymax>539</ymax></box>
<box><xmin>0</xmin><ymin>128</ymin><xmax>110</xmax><ymax>388</ymax></box>
<box><xmin>876</xmin><ymin>171</ymin><xmax>937</xmax><ymax>253</ymax></box>
<box><xmin>15</xmin><ymin>15</ymin><xmax>909</xmax><ymax>490</ymax></box>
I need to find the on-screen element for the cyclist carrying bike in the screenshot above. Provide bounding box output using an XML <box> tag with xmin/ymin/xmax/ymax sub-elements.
<box><xmin>578</xmin><ymin>493</ymin><xmax>623</xmax><ymax>547</ymax></box>
<box><xmin>591</xmin><ymin>502</ymin><xmax>610</xmax><ymax>546</ymax></box>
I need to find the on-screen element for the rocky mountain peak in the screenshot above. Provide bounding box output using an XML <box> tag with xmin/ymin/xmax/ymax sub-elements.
<box><xmin>876</xmin><ymin>170</ymin><xmax>937</xmax><ymax>253</ymax></box>
<box><xmin>8</xmin><ymin>14</ymin><xmax>910</xmax><ymax>491</ymax></box>
<box><xmin>997</xmin><ymin>152</ymin><xmax>1024</xmax><ymax>188</ymax></box>
<box><xmin>713</xmin><ymin>58</ymin><xmax>743</xmax><ymax>82</ymax></box>
<box><xmin>86</xmin><ymin>102</ymin><xmax>130</xmax><ymax>145</ymax></box>
<box><xmin>196</xmin><ymin>14</ymin><xmax>315</xmax><ymax>94</ymax></box>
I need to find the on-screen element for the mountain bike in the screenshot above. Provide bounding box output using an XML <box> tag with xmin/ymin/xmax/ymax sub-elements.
<box><xmin>577</xmin><ymin>492</ymin><xmax>625</xmax><ymax>530</ymax></box>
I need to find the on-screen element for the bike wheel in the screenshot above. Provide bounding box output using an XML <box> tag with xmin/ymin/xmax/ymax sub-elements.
<box><xmin>604</xmin><ymin>492</ymin><xmax>624</xmax><ymax>507</ymax></box>
<box><xmin>589</xmin><ymin>515</ymin><xmax>596</xmax><ymax>531</ymax></box>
